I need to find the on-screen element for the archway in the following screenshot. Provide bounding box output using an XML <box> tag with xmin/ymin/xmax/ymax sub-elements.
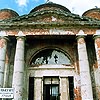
<box><xmin>28</xmin><ymin>48</ymin><xmax>74</xmax><ymax>100</ymax></box>
<box><xmin>30</xmin><ymin>48</ymin><xmax>72</xmax><ymax>66</ymax></box>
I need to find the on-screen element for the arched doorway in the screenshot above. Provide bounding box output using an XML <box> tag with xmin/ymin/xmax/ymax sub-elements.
<box><xmin>28</xmin><ymin>48</ymin><xmax>74</xmax><ymax>100</ymax></box>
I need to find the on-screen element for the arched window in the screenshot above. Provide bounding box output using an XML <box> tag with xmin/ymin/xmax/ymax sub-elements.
<box><xmin>30</xmin><ymin>49</ymin><xmax>71</xmax><ymax>65</ymax></box>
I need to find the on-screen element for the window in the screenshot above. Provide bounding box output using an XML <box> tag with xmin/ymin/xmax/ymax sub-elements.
<box><xmin>30</xmin><ymin>49</ymin><xmax>71</xmax><ymax>65</ymax></box>
<box><xmin>43</xmin><ymin>77</ymin><xmax>60</xmax><ymax>100</ymax></box>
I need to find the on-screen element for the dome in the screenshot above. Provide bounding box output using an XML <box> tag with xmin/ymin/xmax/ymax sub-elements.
<box><xmin>0</xmin><ymin>9</ymin><xmax>19</xmax><ymax>20</ymax></box>
<box><xmin>30</xmin><ymin>2</ymin><xmax>71</xmax><ymax>14</ymax></box>
<box><xmin>82</xmin><ymin>8</ymin><xmax>100</xmax><ymax>20</ymax></box>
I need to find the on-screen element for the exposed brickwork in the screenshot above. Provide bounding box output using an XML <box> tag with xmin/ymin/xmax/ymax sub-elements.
<box><xmin>96</xmin><ymin>86</ymin><xmax>100</xmax><ymax>99</ymax></box>
<box><xmin>5</xmin><ymin>53</ymin><xmax>9</xmax><ymax>64</ymax></box>
<box><xmin>74</xmin><ymin>87</ymin><xmax>81</xmax><ymax>100</ymax></box>
<box><xmin>0</xmin><ymin>38</ymin><xmax>6</xmax><ymax>48</ymax></box>
<box><xmin>83</xmin><ymin>8</ymin><xmax>100</xmax><ymax>20</ymax></box>
<box><xmin>0</xmin><ymin>2</ymin><xmax>100</xmax><ymax>100</ymax></box>
<box><xmin>30</xmin><ymin>2</ymin><xmax>71</xmax><ymax>13</ymax></box>
<box><xmin>0</xmin><ymin>9</ymin><xmax>19</xmax><ymax>20</ymax></box>
<box><xmin>95</xmin><ymin>37</ymin><xmax>100</xmax><ymax>59</ymax></box>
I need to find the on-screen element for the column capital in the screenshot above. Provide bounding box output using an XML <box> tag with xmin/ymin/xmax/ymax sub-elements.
<box><xmin>0</xmin><ymin>36</ymin><xmax>9</xmax><ymax>41</ymax></box>
<box><xmin>76</xmin><ymin>30</ymin><xmax>87</xmax><ymax>40</ymax></box>
<box><xmin>76</xmin><ymin>35</ymin><xmax>85</xmax><ymax>40</ymax></box>
<box><xmin>93</xmin><ymin>35</ymin><xmax>100</xmax><ymax>40</ymax></box>
<box><xmin>16</xmin><ymin>36</ymin><xmax>26</xmax><ymax>40</ymax></box>
<box><xmin>93</xmin><ymin>30</ymin><xmax>100</xmax><ymax>39</ymax></box>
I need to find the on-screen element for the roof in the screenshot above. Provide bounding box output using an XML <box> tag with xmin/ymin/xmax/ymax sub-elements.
<box><xmin>0</xmin><ymin>2</ymin><xmax>100</xmax><ymax>31</ymax></box>
<box><xmin>82</xmin><ymin>8</ymin><xmax>100</xmax><ymax>20</ymax></box>
<box><xmin>0</xmin><ymin>9</ymin><xmax>19</xmax><ymax>20</ymax></box>
<box><xmin>30</xmin><ymin>1</ymin><xmax>71</xmax><ymax>13</ymax></box>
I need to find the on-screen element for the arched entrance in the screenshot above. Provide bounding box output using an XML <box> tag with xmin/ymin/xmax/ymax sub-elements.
<box><xmin>28</xmin><ymin>48</ymin><xmax>75</xmax><ymax>100</ymax></box>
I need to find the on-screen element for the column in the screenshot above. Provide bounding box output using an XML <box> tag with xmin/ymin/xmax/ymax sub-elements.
<box><xmin>3</xmin><ymin>53</ymin><xmax>9</xmax><ymax>87</ymax></box>
<box><xmin>93</xmin><ymin>30</ymin><xmax>100</xmax><ymax>99</ymax></box>
<box><xmin>77</xmin><ymin>30</ymin><xmax>93</xmax><ymax>100</ymax></box>
<box><xmin>12</xmin><ymin>36</ymin><xmax>25</xmax><ymax>100</ymax></box>
<box><xmin>34</xmin><ymin>78</ymin><xmax>42</xmax><ymax>100</ymax></box>
<box><xmin>0</xmin><ymin>37</ymin><xmax>8</xmax><ymax>88</ymax></box>
<box><xmin>60</xmin><ymin>77</ymin><xmax>69</xmax><ymax>100</ymax></box>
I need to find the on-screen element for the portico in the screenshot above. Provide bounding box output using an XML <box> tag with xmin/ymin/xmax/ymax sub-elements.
<box><xmin>0</xmin><ymin>2</ymin><xmax>100</xmax><ymax>100</ymax></box>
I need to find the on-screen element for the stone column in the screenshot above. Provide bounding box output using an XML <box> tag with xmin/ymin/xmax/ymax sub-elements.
<box><xmin>34</xmin><ymin>78</ymin><xmax>42</xmax><ymax>100</ymax></box>
<box><xmin>3</xmin><ymin>53</ymin><xmax>9</xmax><ymax>87</ymax></box>
<box><xmin>60</xmin><ymin>77</ymin><xmax>69</xmax><ymax>100</ymax></box>
<box><xmin>77</xmin><ymin>30</ymin><xmax>93</xmax><ymax>100</ymax></box>
<box><xmin>0</xmin><ymin>37</ymin><xmax>8</xmax><ymax>88</ymax></box>
<box><xmin>93</xmin><ymin>30</ymin><xmax>100</xmax><ymax>99</ymax></box>
<box><xmin>12</xmin><ymin>36</ymin><xmax>25</xmax><ymax>100</ymax></box>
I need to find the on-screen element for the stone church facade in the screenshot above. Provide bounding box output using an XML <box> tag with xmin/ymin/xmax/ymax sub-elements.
<box><xmin>0</xmin><ymin>2</ymin><xmax>100</xmax><ymax>100</ymax></box>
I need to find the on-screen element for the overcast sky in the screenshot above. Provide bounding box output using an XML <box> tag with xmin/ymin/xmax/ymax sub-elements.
<box><xmin>0</xmin><ymin>0</ymin><xmax>100</xmax><ymax>16</ymax></box>
<box><xmin>51</xmin><ymin>0</ymin><xmax>100</xmax><ymax>15</ymax></box>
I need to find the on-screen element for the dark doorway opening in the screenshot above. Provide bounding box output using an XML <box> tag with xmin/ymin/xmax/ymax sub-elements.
<box><xmin>43</xmin><ymin>77</ymin><xmax>60</xmax><ymax>100</ymax></box>
<box><xmin>68</xmin><ymin>76</ymin><xmax>74</xmax><ymax>100</ymax></box>
<box><xmin>28</xmin><ymin>77</ymin><xmax>34</xmax><ymax>100</ymax></box>
<box><xmin>44</xmin><ymin>84</ymin><xmax>59</xmax><ymax>100</ymax></box>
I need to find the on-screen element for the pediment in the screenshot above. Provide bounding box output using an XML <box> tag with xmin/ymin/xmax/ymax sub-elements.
<box><xmin>0</xmin><ymin>2</ymin><xmax>100</xmax><ymax>31</ymax></box>
<box><xmin>3</xmin><ymin>9</ymin><xmax>96</xmax><ymax>23</ymax></box>
<box><xmin>0</xmin><ymin>9</ymin><xmax>100</xmax><ymax>30</ymax></box>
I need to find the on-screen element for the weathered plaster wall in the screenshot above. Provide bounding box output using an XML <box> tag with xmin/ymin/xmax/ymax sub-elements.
<box><xmin>25</xmin><ymin>38</ymin><xmax>76</xmax><ymax>66</ymax></box>
<box><xmin>7</xmin><ymin>38</ymin><xmax>16</xmax><ymax>87</ymax></box>
<box><xmin>5</xmin><ymin>32</ymin><xmax>99</xmax><ymax>100</ymax></box>
<box><xmin>25</xmin><ymin>37</ymin><xmax>81</xmax><ymax>100</ymax></box>
<box><xmin>86</xmin><ymin>36</ymin><xmax>97</xmax><ymax>99</ymax></box>
<box><xmin>0</xmin><ymin>2</ymin><xmax>100</xmax><ymax>100</ymax></box>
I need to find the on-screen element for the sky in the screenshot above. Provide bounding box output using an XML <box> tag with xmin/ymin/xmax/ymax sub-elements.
<box><xmin>0</xmin><ymin>0</ymin><xmax>100</xmax><ymax>16</ymax></box>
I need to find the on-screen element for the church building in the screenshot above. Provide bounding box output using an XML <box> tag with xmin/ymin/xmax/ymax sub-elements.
<box><xmin>0</xmin><ymin>1</ymin><xmax>100</xmax><ymax>100</ymax></box>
